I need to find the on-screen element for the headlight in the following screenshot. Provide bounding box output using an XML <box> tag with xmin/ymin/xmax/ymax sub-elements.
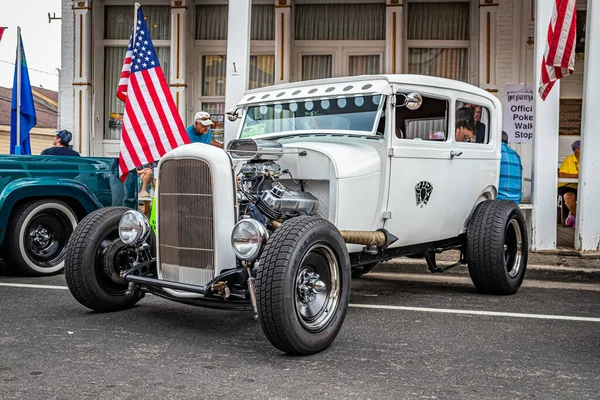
<box><xmin>231</xmin><ymin>218</ymin><xmax>268</xmax><ymax>261</ymax></box>
<box><xmin>119</xmin><ymin>210</ymin><xmax>151</xmax><ymax>245</ymax></box>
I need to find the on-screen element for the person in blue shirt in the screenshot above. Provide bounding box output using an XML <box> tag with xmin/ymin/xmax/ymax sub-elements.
<box><xmin>185</xmin><ymin>111</ymin><xmax>223</xmax><ymax>148</ymax></box>
<box><xmin>497</xmin><ymin>131</ymin><xmax>523</xmax><ymax>204</ymax></box>
<box><xmin>40</xmin><ymin>130</ymin><xmax>81</xmax><ymax>157</ymax></box>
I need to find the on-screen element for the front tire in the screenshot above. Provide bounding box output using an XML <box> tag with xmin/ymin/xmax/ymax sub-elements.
<box><xmin>255</xmin><ymin>216</ymin><xmax>351</xmax><ymax>355</ymax></box>
<box><xmin>467</xmin><ymin>200</ymin><xmax>528</xmax><ymax>295</ymax></box>
<box><xmin>64</xmin><ymin>206</ymin><xmax>142</xmax><ymax>312</ymax></box>
<box><xmin>5</xmin><ymin>199</ymin><xmax>78</xmax><ymax>276</ymax></box>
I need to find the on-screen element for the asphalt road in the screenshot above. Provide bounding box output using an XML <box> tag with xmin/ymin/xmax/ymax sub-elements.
<box><xmin>1</xmin><ymin>268</ymin><xmax>599</xmax><ymax>400</ymax></box>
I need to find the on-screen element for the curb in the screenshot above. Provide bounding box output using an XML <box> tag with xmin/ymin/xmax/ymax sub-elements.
<box><xmin>373</xmin><ymin>260</ymin><xmax>600</xmax><ymax>284</ymax></box>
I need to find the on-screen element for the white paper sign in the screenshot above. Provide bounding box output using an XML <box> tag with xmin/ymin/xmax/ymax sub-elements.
<box><xmin>504</xmin><ymin>84</ymin><xmax>534</xmax><ymax>142</ymax></box>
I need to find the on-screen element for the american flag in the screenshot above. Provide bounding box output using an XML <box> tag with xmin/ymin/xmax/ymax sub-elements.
<box><xmin>539</xmin><ymin>0</ymin><xmax>577</xmax><ymax>100</ymax></box>
<box><xmin>0</xmin><ymin>27</ymin><xmax>6</xmax><ymax>43</ymax></box>
<box><xmin>116</xmin><ymin>7</ymin><xmax>189</xmax><ymax>180</ymax></box>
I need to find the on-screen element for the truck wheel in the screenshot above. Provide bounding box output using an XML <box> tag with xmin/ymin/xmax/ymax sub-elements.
<box><xmin>255</xmin><ymin>216</ymin><xmax>351</xmax><ymax>355</ymax></box>
<box><xmin>64</xmin><ymin>206</ymin><xmax>142</xmax><ymax>312</ymax></box>
<box><xmin>5</xmin><ymin>199</ymin><xmax>78</xmax><ymax>276</ymax></box>
<box><xmin>467</xmin><ymin>200</ymin><xmax>528</xmax><ymax>295</ymax></box>
<box><xmin>351</xmin><ymin>262</ymin><xmax>378</xmax><ymax>279</ymax></box>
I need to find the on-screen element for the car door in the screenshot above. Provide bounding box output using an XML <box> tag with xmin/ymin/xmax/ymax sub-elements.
<box><xmin>383</xmin><ymin>90</ymin><xmax>454</xmax><ymax>247</ymax></box>
<box><xmin>438</xmin><ymin>97</ymin><xmax>501</xmax><ymax>240</ymax></box>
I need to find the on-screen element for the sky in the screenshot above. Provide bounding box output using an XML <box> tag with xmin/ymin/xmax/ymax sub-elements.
<box><xmin>0</xmin><ymin>0</ymin><xmax>62</xmax><ymax>91</ymax></box>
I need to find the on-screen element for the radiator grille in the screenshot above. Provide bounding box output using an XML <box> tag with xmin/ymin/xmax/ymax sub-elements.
<box><xmin>158</xmin><ymin>159</ymin><xmax>215</xmax><ymax>285</ymax></box>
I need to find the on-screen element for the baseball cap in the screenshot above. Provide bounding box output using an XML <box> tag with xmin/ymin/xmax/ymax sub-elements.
<box><xmin>572</xmin><ymin>140</ymin><xmax>581</xmax><ymax>151</ymax></box>
<box><xmin>55</xmin><ymin>129</ymin><xmax>73</xmax><ymax>144</ymax></box>
<box><xmin>194</xmin><ymin>111</ymin><xmax>214</xmax><ymax>127</ymax></box>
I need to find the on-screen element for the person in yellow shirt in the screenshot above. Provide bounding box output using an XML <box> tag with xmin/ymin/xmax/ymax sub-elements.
<box><xmin>558</xmin><ymin>140</ymin><xmax>580</xmax><ymax>227</ymax></box>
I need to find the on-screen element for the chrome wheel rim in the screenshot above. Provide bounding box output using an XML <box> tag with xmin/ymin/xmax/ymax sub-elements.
<box><xmin>504</xmin><ymin>218</ymin><xmax>523</xmax><ymax>278</ymax></box>
<box><xmin>294</xmin><ymin>244</ymin><xmax>340</xmax><ymax>332</ymax></box>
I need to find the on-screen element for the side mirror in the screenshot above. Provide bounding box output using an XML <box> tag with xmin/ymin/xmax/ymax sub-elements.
<box><xmin>404</xmin><ymin>93</ymin><xmax>423</xmax><ymax>110</ymax></box>
<box><xmin>226</xmin><ymin>107</ymin><xmax>242</xmax><ymax>122</ymax></box>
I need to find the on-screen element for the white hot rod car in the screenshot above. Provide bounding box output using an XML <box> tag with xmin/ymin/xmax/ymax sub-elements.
<box><xmin>65</xmin><ymin>75</ymin><xmax>528</xmax><ymax>355</ymax></box>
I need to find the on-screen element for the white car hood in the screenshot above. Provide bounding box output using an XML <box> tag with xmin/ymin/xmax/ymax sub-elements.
<box><xmin>281</xmin><ymin>140</ymin><xmax>383</xmax><ymax>179</ymax></box>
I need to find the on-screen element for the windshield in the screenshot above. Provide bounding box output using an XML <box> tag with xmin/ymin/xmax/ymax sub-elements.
<box><xmin>240</xmin><ymin>94</ymin><xmax>384</xmax><ymax>138</ymax></box>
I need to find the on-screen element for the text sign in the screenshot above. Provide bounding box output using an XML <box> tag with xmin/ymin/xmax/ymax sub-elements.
<box><xmin>504</xmin><ymin>84</ymin><xmax>534</xmax><ymax>143</ymax></box>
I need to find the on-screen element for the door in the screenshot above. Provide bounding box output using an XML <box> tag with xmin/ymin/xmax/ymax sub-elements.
<box><xmin>384</xmin><ymin>91</ymin><xmax>454</xmax><ymax>247</ymax></box>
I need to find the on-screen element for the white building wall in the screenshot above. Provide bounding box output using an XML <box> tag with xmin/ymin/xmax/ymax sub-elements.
<box><xmin>59</xmin><ymin>0</ymin><xmax>75</xmax><ymax>134</ymax></box>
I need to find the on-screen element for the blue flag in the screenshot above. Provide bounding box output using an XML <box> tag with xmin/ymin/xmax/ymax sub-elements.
<box><xmin>10</xmin><ymin>32</ymin><xmax>36</xmax><ymax>155</ymax></box>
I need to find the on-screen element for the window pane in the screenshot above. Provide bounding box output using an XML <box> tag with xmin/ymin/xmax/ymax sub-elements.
<box><xmin>407</xmin><ymin>2</ymin><xmax>470</xmax><ymax>41</ymax></box>
<box><xmin>202</xmin><ymin>103</ymin><xmax>225</xmax><ymax>143</ymax></box>
<box><xmin>105</xmin><ymin>6</ymin><xmax>171</xmax><ymax>40</ymax></box>
<box><xmin>252</xmin><ymin>5</ymin><xmax>275</xmax><ymax>40</ymax></box>
<box><xmin>302</xmin><ymin>55</ymin><xmax>332</xmax><ymax>81</ymax></box>
<box><xmin>456</xmin><ymin>101</ymin><xmax>490</xmax><ymax>144</ymax></box>
<box><xmin>195</xmin><ymin>5</ymin><xmax>274</xmax><ymax>40</ymax></box>
<box><xmin>396</xmin><ymin>94</ymin><xmax>448</xmax><ymax>141</ymax></box>
<box><xmin>196</xmin><ymin>5</ymin><xmax>228</xmax><ymax>40</ymax></box>
<box><xmin>249</xmin><ymin>55</ymin><xmax>275</xmax><ymax>89</ymax></box>
<box><xmin>104</xmin><ymin>47</ymin><xmax>170</xmax><ymax>140</ymax></box>
<box><xmin>349</xmin><ymin>55</ymin><xmax>380</xmax><ymax>76</ymax></box>
<box><xmin>408</xmin><ymin>48</ymin><xmax>469</xmax><ymax>83</ymax></box>
<box><xmin>295</xmin><ymin>4</ymin><xmax>385</xmax><ymax>40</ymax></box>
<box><xmin>203</xmin><ymin>56</ymin><xmax>227</xmax><ymax>96</ymax></box>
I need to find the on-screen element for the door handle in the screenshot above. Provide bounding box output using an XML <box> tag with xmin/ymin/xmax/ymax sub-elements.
<box><xmin>450</xmin><ymin>150</ymin><xmax>463</xmax><ymax>159</ymax></box>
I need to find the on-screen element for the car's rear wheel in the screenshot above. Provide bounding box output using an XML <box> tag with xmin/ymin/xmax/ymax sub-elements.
<box><xmin>5</xmin><ymin>199</ymin><xmax>78</xmax><ymax>276</ymax></box>
<box><xmin>467</xmin><ymin>200</ymin><xmax>528</xmax><ymax>295</ymax></box>
<box><xmin>255</xmin><ymin>216</ymin><xmax>351</xmax><ymax>355</ymax></box>
<box><xmin>64</xmin><ymin>206</ymin><xmax>143</xmax><ymax>312</ymax></box>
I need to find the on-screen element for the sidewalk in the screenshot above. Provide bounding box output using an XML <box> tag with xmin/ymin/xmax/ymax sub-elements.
<box><xmin>377</xmin><ymin>250</ymin><xmax>600</xmax><ymax>284</ymax></box>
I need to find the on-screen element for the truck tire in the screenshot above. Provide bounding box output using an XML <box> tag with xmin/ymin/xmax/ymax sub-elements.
<box><xmin>467</xmin><ymin>200</ymin><xmax>528</xmax><ymax>295</ymax></box>
<box><xmin>255</xmin><ymin>216</ymin><xmax>351</xmax><ymax>355</ymax></box>
<box><xmin>4</xmin><ymin>199</ymin><xmax>78</xmax><ymax>276</ymax></box>
<box><xmin>351</xmin><ymin>262</ymin><xmax>378</xmax><ymax>279</ymax></box>
<box><xmin>64</xmin><ymin>206</ymin><xmax>142</xmax><ymax>312</ymax></box>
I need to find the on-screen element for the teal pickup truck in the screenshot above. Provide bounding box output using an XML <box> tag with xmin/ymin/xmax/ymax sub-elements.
<box><xmin>0</xmin><ymin>155</ymin><xmax>137</xmax><ymax>276</ymax></box>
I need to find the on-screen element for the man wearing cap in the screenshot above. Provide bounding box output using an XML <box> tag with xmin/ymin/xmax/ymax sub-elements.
<box><xmin>558</xmin><ymin>140</ymin><xmax>581</xmax><ymax>228</ymax></box>
<box><xmin>185</xmin><ymin>111</ymin><xmax>223</xmax><ymax>149</ymax></box>
<box><xmin>40</xmin><ymin>130</ymin><xmax>81</xmax><ymax>157</ymax></box>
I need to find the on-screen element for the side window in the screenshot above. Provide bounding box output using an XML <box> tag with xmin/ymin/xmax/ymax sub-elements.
<box><xmin>455</xmin><ymin>101</ymin><xmax>491</xmax><ymax>144</ymax></box>
<box><xmin>395</xmin><ymin>94</ymin><xmax>448</xmax><ymax>141</ymax></box>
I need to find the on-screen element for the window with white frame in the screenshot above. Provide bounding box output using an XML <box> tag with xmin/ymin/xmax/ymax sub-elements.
<box><xmin>103</xmin><ymin>5</ymin><xmax>171</xmax><ymax>140</ymax></box>
<box><xmin>293</xmin><ymin>3</ymin><xmax>385</xmax><ymax>80</ymax></box>
<box><xmin>406</xmin><ymin>1</ymin><xmax>470</xmax><ymax>83</ymax></box>
<box><xmin>195</xmin><ymin>4</ymin><xmax>275</xmax><ymax>141</ymax></box>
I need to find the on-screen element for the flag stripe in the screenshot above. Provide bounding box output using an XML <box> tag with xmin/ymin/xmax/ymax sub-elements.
<box><xmin>149</xmin><ymin>68</ymin><xmax>189</xmax><ymax>147</ymax></box>
<box><xmin>124</xmin><ymin>96</ymin><xmax>155</xmax><ymax>164</ymax></box>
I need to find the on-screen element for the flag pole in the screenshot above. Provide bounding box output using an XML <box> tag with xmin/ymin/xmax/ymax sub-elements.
<box><xmin>132</xmin><ymin>3</ymin><xmax>141</xmax><ymax>43</ymax></box>
<box><xmin>15</xmin><ymin>26</ymin><xmax>22</xmax><ymax>155</ymax></box>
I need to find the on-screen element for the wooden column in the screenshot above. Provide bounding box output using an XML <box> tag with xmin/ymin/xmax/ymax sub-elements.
<box><xmin>385</xmin><ymin>0</ymin><xmax>403</xmax><ymax>74</ymax></box>
<box><xmin>72</xmin><ymin>0</ymin><xmax>93</xmax><ymax>156</ymax></box>
<box><xmin>274</xmin><ymin>0</ymin><xmax>292</xmax><ymax>84</ymax></box>
<box><xmin>478</xmin><ymin>0</ymin><xmax>498</xmax><ymax>91</ymax></box>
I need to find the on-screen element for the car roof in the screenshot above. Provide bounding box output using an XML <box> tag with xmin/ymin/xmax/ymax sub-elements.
<box><xmin>236</xmin><ymin>74</ymin><xmax>499</xmax><ymax>107</ymax></box>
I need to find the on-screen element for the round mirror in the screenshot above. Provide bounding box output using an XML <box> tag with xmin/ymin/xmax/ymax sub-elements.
<box><xmin>405</xmin><ymin>93</ymin><xmax>423</xmax><ymax>111</ymax></box>
<box><xmin>226</xmin><ymin>107</ymin><xmax>239</xmax><ymax>122</ymax></box>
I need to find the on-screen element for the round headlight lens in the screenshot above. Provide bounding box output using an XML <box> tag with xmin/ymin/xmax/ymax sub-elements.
<box><xmin>119</xmin><ymin>210</ymin><xmax>150</xmax><ymax>245</ymax></box>
<box><xmin>231</xmin><ymin>219</ymin><xmax>267</xmax><ymax>261</ymax></box>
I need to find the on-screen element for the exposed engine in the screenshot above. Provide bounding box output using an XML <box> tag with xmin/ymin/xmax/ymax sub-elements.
<box><xmin>229</xmin><ymin>139</ymin><xmax>319</xmax><ymax>226</ymax></box>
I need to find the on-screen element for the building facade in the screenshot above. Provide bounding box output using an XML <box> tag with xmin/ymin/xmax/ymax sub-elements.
<box><xmin>59</xmin><ymin>0</ymin><xmax>600</xmax><ymax>253</ymax></box>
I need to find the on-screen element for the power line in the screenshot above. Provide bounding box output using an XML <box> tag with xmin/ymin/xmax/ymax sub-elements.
<box><xmin>0</xmin><ymin>60</ymin><xmax>59</xmax><ymax>76</ymax></box>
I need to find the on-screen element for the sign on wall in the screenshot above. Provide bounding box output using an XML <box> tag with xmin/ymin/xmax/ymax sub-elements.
<box><xmin>504</xmin><ymin>84</ymin><xmax>534</xmax><ymax>143</ymax></box>
<box><xmin>559</xmin><ymin>99</ymin><xmax>582</xmax><ymax>135</ymax></box>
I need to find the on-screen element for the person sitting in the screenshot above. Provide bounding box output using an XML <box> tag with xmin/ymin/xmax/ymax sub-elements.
<box><xmin>497</xmin><ymin>131</ymin><xmax>522</xmax><ymax>203</ymax></box>
<box><xmin>473</xmin><ymin>105</ymin><xmax>486</xmax><ymax>143</ymax></box>
<box><xmin>455</xmin><ymin>107</ymin><xmax>476</xmax><ymax>142</ymax></box>
<box><xmin>558</xmin><ymin>140</ymin><xmax>580</xmax><ymax>228</ymax></box>
<box><xmin>40</xmin><ymin>130</ymin><xmax>81</xmax><ymax>156</ymax></box>
<box><xmin>137</xmin><ymin>162</ymin><xmax>157</xmax><ymax>199</ymax></box>
<box><xmin>185</xmin><ymin>111</ymin><xmax>223</xmax><ymax>149</ymax></box>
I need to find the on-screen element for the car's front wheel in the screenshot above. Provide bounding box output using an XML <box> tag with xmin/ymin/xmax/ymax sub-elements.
<box><xmin>64</xmin><ymin>206</ymin><xmax>143</xmax><ymax>312</ymax></box>
<box><xmin>467</xmin><ymin>200</ymin><xmax>528</xmax><ymax>295</ymax></box>
<box><xmin>255</xmin><ymin>216</ymin><xmax>351</xmax><ymax>355</ymax></box>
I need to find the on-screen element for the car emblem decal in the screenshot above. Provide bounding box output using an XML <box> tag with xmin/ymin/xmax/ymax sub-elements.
<box><xmin>415</xmin><ymin>181</ymin><xmax>433</xmax><ymax>207</ymax></box>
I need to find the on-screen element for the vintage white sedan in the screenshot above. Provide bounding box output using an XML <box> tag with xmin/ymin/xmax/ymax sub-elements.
<box><xmin>64</xmin><ymin>75</ymin><xmax>527</xmax><ymax>355</ymax></box>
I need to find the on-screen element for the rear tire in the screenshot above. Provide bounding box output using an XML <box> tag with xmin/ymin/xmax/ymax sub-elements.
<box><xmin>64</xmin><ymin>206</ymin><xmax>142</xmax><ymax>312</ymax></box>
<box><xmin>255</xmin><ymin>216</ymin><xmax>351</xmax><ymax>355</ymax></box>
<box><xmin>467</xmin><ymin>200</ymin><xmax>528</xmax><ymax>295</ymax></box>
<box><xmin>5</xmin><ymin>199</ymin><xmax>78</xmax><ymax>276</ymax></box>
